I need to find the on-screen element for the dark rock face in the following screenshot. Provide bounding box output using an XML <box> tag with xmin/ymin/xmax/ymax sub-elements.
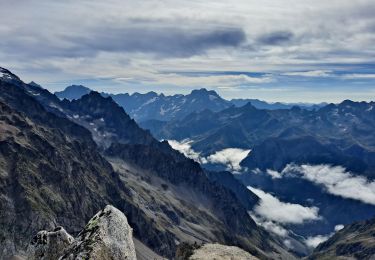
<box><xmin>205</xmin><ymin>171</ymin><xmax>259</xmax><ymax>210</ymax></box>
<box><xmin>310</xmin><ymin>217</ymin><xmax>375</xmax><ymax>259</ymax></box>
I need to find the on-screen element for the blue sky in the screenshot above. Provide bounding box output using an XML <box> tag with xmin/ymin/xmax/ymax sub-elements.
<box><xmin>1</xmin><ymin>0</ymin><xmax>375</xmax><ymax>102</ymax></box>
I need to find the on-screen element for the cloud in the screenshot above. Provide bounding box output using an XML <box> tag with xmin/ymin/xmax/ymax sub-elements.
<box><xmin>167</xmin><ymin>140</ymin><xmax>250</xmax><ymax>171</ymax></box>
<box><xmin>206</xmin><ymin>148</ymin><xmax>250</xmax><ymax>171</ymax></box>
<box><xmin>247</xmin><ymin>186</ymin><xmax>321</xmax><ymax>224</ymax></box>
<box><xmin>304</xmin><ymin>224</ymin><xmax>344</xmax><ymax>248</ymax></box>
<box><xmin>66</xmin><ymin>26</ymin><xmax>247</xmax><ymax>58</ymax></box>
<box><xmin>334</xmin><ymin>224</ymin><xmax>344</xmax><ymax>231</ymax></box>
<box><xmin>257</xmin><ymin>31</ymin><xmax>294</xmax><ymax>45</ymax></box>
<box><xmin>282</xmin><ymin>164</ymin><xmax>375</xmax><ymax>205</ymax></box>
<box><xmin>250</xmin><ymin>214</ymin><xmax>289</xmax><ymax>237</ymax></box>
<box><xmin>342</xmin><ymin>73</ymin><xmax>375</xmax><ymax>79</ymax></box>
<box><xmin>266</xmin><ymin>169</ymin><xmax>282</xmax><ymax>179</ymax></box>
<box><xmin>305</xmin><ymin>234</ymin><xmax>331</xmax><ymax>248</ymax></box>
<box><xmin>282</xmin><ymin>70</ymin><xmax>333</xmax><ymax>77</ymax></box>
<box><xmin>1</xmin><ymin>0</ymin><xmax>375</xmax><ymax>102</ymax></box>
<box><xmin>167</xmin><ymin>139</ymin><xmax>207</xmax><ymax>164</ymax></box>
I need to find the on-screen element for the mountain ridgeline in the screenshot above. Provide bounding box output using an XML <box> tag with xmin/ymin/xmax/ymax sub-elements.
<box><xmin>55</xmin><ymin>85</ymin><xmax>326</xmax><ymax>122</ymax></box>
<box><xmin>0</xmin><ymin>67</ymin><xmax>297</xmax><ymax>259</ymax></box>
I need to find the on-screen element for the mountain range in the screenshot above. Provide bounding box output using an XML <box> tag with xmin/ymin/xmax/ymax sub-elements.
<box><xmin>139</xmin><ymin>93</ymin><xmax>375</xmax><ymax>248</ymax></box>
<box><xmin>0</xmin><ymin>67</ymin><xmax>296</xmax><ymax>259</ymax></box>
<box><xmin>2</xmin><ymin>66</ymin><xmax>375</xmax><ymax>259</ymax></box>
<box><xmin>55</xmin><ymin>85</ymin><xmax>326</xmax><ymax>122</ymax></box>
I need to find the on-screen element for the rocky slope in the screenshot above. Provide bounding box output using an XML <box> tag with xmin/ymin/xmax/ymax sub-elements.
<box><xmin>27</xmin><ymin>205</ymin><xmax>137</xmax><ymax>260</ymax></box>
<box><xmin>0</xmin><ymin>67</ymin><xmax>296</xmax><ymax>259</ymax></box>
<box><xmin>310</xmin><ymin>217</ymin><xmax>375</xmax><ymax>259</ymax></box>
<box><xmin>0</xmin><ymin>73</ymin><xmax>175</xmax><ymax>258</ymax></box>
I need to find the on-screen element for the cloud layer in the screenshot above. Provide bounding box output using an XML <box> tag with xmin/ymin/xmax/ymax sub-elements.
<box><xmin>247</xmin><ymin>186</ymin><xmax>320</xmax><ymax>225</ymax></box>
<box><xmin>168</xmin><ymin>139</ymin><xmax>249</xmax><ymax>171</ymax></box>
<box><xmin>206</xmin><ymin>148</ymin><xmax>250</xmax><ymax>171</ymax></box>
<box><xmin>282</xmin><ymin>164</ymin><xmax>375</xmax><ymax>205</ymax></box>
<box><xmin>1</xmin><ymin>0</ymin><xmax>375</xmax><ymax>102</ymax></box>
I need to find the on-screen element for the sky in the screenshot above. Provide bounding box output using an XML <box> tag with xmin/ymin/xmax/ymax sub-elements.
<box><xmin>1</xmin><ymin>0</ymin><xmax>375</xmax><ymax>102</ymax></box>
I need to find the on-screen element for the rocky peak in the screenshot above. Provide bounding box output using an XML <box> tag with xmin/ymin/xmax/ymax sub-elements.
<box><xmin>55</xmin><ymin>85</ymin><xmax>91</xmax><ymax>100</ymax></box>
<box><xmin>26</xmin><ymin>205</ymin><xmax>137</xmax><ymax>260</ymax></box>
<box><xmin>190</xmin><ymin>88</ymin><xmax>220</xmax><ymax>98</ymax></box>
<box><xmin>0</xmin><ymin>67</ymin><xmax>21</xmax><ymax>83</ymax></box>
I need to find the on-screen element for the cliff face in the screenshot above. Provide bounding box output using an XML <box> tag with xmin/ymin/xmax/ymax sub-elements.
<box><xmin>27</xmin><ymin>205</ymin><xmax>137</xmax><ymax>260</ymax></box>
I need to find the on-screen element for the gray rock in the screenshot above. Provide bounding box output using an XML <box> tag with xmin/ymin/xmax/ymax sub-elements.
<box><xmin>189</xmin><ymin>243</ymin><xmax>259</xmax><ymax>260</ymax></box>
<box><xmin>26</xmin><ymin>205</ymin><xmax>137</xmax><ymax>260</ymax></box>
<box><xmin>61</xmin><ymin>205</ymin><xmax>136</xmax><ymax>260</ymax></box>
<box><xmin>26</xmin><ymin>227</ymin><xmax>74</xmax><ymax>260</ymax></box>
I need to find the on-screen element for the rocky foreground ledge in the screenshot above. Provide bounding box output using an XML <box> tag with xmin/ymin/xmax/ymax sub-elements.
<box><xmin>27</xmin><ymin>205</ymin><xmax>137</xmax><ymax>260</ymax></box>
<box><xmin>18</xmin><ymin>205</ymin><xmax>258</xmax><ymax>260</ymax></box>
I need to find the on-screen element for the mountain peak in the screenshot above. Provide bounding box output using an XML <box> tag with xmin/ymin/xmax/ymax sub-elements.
<box><xmin>55</xmin><ymin>85</ymin><xmax>91</xmax><ymax>100</ymax></box>
<box><xmin>0</xmin><ymin>67</ymin><xmax>20</xmax><ymax>82</ymax></box>
<box><xmin>190</xmin><ymin>88</ymin><xmax>220</xmax><ymax>97</ymax></box>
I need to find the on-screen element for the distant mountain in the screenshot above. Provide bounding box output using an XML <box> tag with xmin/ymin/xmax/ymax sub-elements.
<box><xmin>231</xmin><ymin>98</ymin><xmax>327</xmax><ymax>110</ymax></box>
<box><xmin>310</xmin><ymin>217</ymin><xmax>375</xmax><ymax>259</ymax></box>
<box><xmin>145</xmin><ymin>98</ymin><xmax>375</xmax><ymax>242</ymax></box>
<box><xmin>55</xmin><ymin>85</ymin><xmax>91</xmax><ymax>100</ymax></box>
<box><xmin>148</xmin><ymin>101</ymin><xmax>375</xmax><ymax>173</ymax></box>
<box><xmin>55</xmin><ymin>86</ymin><xmax>232</xmax><ymax>121</ymax></box>
<box><xmin>54</xmin><ymin>85</ymin><xmax>324</xmax><ymax>122</ymax></box>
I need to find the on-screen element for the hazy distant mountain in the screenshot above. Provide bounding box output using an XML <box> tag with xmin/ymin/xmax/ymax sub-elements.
<box><xmin>148</xmin><ymin>101</ymin><xmax>375</xmax><ymax>170</ymax></box>
<box><xmin>144</xmin><ymin>98</ymin><xmax>375</xmax><ymax>242</ymax></box>
<box><xmin>55</xmin><ymin>85</ymin><xmax>325</xmax><ymax>122</ymax></box>
<box><xmin>55</xmin><ymin>86</ymin><xmax>232</xmax><ymax>121</ymax></box>
<box><xmin>55</xmin><ymin>85</ymin><xmax>91</xmax><ymax>100</ymax></box>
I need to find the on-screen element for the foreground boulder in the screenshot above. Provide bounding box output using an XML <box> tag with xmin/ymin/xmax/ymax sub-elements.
<box><xmin>189</xmin><ymin>243</ymin><xmax>259</xmax><ymax>260</ymax></box>
<box><xmin>27</xmin><ymin>205</ymin><xmax>137</xmax><ymax>260</ymax></box>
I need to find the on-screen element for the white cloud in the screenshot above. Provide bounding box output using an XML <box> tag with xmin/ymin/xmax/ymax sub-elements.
<box><xmin>206</xmin><ymin>148</ymin><xmax>250</xmax><ymax>171</ymax></box>
<box><xmin>304</xmin><ymin>224</ymin><xmax>344</xmax><ymax>248</ymax></box>
<box><xmin>266</xmin><ymin>169</ymin><xmax>282</xmax><ymax>179</ymax></box>
<box><xmin>168</xmin><ymin>140</ymin><xmax>250</xmax><ymax>172</ymax></box>
<box><xmin>334</xmin><ymin>224</ymin><xmax>344</xmax><ymax>231</ymax></box>
<box><xmin>251</xmin><ymin>214</ymin><xmax>289</xmax><ymax>237</ymax></box>
<box><xmin>167</xmin><ymin>139</ymin><xmax>207</xmax><ymax>164</ymax></box>
<box><xmin>342</xmin><ymin>73</ymin><xmax>375</xmax><ymax>79</ymax></box>
<box><xmin>283</xmin><ymin>164</ymin><xmax>375</xmax><ymax>205</ymax></box>
<box><xmin>305</xmin><ymin>234</ymin><xmax>331</xmax><ymax>248</ymax></box>
<box><xmin>282</xmin><ymin>70</ymin><xmax>333</xmax><ymax>77</ymax></box>
<box><xmin>247</xmin><ymin>186</ymin><xmax>321</xmax><ymax>224</ymax></box>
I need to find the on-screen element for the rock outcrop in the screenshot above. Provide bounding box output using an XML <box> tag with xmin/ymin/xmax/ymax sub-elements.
<box><xmin>27</xmin><ymin>205</ymin><xmax>136</xmax><ymax>260</ymax></box>
<box><xmin>27</xmin><ymin>227</ymin><xmax>74</xmax><ymax>260</ymax></box>
<box><xmin>189</xmin><ymin>243</ymin><xmax>259</xmax><ymax>260</ymax></box>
